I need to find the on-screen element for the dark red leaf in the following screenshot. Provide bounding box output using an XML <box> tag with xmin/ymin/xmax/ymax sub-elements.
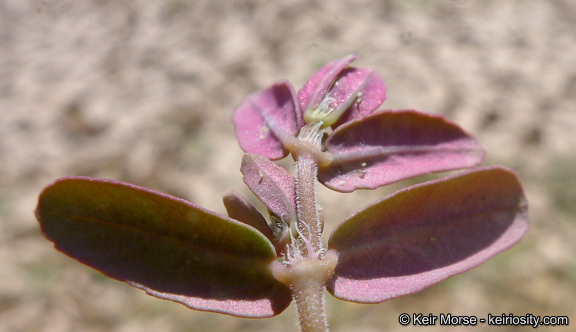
<box><xmin>35</xmin><ymin>177</ymin><xmax>291</xmax><ymax>317</ymax></box>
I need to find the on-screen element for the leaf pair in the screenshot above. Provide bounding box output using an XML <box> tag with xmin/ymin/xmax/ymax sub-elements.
<box><xmin>233</xmin><ymin>56</ymin><xmax>484</xmax><ymax>192</ymax></box>
<box><xmin>35</xmin><ymin>166</ymin><xmax>528</xmax><ymax>317</ymax></box>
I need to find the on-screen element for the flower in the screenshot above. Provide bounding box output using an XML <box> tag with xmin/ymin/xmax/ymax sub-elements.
<box><xmin>233</xmin><ymin>55</ymin><xmax>485</xmax><ymax>192</ymax></box>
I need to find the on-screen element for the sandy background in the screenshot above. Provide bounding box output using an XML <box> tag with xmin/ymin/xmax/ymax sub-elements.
<box><xmin>1</xmin><ymin>0</ymin><xmax>575</xmax><ymax>331</ymax></box>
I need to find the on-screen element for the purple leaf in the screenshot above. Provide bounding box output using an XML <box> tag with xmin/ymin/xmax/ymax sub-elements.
<box><xmin>240</xmin><ymin>154</ymin><xmax>296</xmax><ymax>225</ymax></box>
<box><xmin>35</xmin><ymin>177</ymin><xmax>291</xmax><ymax>317</ymax></box>
<box><xmin>222</xmin><ymin>191</ymin><xmax>274</xmax><ymax>242</ymax></box>
<box><xmin>326</xmin><ymin>166</ymin><xmax>529</xmax><ymax>303</ymax></box>
<box><xmin>327</xmin><ymin>67</ymin><xmax>386</xmax><ymax>128</ymax></box>
<box><xmin>232</xmin><ymin>81</ymin><xmax>301</xmax><ymax>160</ymax></box>
<box><xmin>319</xmin><ymin>110</ymin><xmax>486</xmax><ymax>192</ymax></box>
<box><xmin>298</xmin><ymin>55</ymin><xmax>358</xmax><ymax>116</ymax></box>
<box><xmin>299</xmin><ymin>55</ymin><xmax>386</xmax><ymax>128</ymax></box>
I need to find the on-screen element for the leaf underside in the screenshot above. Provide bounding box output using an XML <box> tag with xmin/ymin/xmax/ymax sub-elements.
<box><xmin>222</xmin><ymin>190</ymin><xmax>274</xmax><ymax>242</ymax></box>
<box><xmin>298</xmin><ymin>55</ymin><xmax>358</xmax><ymax>115</ymax></box>
<box><xmin>327</xmin><ymin>166</ymin><xmax>528</xmax><ymax>303</ymax></box>
<box><xmin>232</xmin><ymin>81</ymin><xmax>300</xmax><ymax>160</ymax></box>
<box><xmin>241</xmin><ymin>154</ymin><xmax>297</xmax><ymax>224</ymax></box>
<box><xmin>320</xmin><ymin>110</ymin><xmax>486</xmax><ymax>192</ymax></box>
<box><xmin>35</xmin><ymin>177</ymin><xmax>291</xmax><ymax>317</ymax></box>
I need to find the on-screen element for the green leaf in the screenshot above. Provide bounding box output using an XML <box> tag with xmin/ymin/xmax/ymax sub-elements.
<box><xmin>35</xmin><ymin>177</ymin><xmax>291</xmax><ymax>317</ymax></box>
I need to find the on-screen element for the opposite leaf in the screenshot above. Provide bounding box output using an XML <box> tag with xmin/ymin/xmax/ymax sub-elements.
<box><xmin>320</xmin><ymin>109</ymin><xmax>486</xmax><ymax>192</ymax></box>
<box><xmin>35</xmin><ymin>177</ymin><xmax>291</xmax><ymax>318</ymax></box>
<box><xmin>327</xmin><ymin>166</ymin><xmax>528</xmax><ymax>303</ymax></box>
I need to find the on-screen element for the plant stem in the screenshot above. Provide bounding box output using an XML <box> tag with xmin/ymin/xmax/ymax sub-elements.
<box><xmin>292</xmin><ymin>268</ymin><xmax>329</xmax><ymax>332</ymax></box>
<box><xmin>289</xmin><ymin>152</ymin><xmax>334</xmax><ymax>332</ymax></box>
<box><xmin>273</xmin><ymin>125</ymin><xmax>336</xmax><ymax>332</ymax></box>
<box><xmin>295</xmin><ymin>153</ymin><xmax>323</xmax><ymax>254</ymax></box>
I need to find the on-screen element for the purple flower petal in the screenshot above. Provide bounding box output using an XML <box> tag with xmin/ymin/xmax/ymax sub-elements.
<box><xmin>232</xmin><ymin>81</ymin><xmax>300</xmax><ymax>160</ymax></box>
<box><xmin>35</xmin><ymin>177</ymin><xmax>291</xmax><ymax>317</ymax></box>
<box><xmin>319</xmin><ymin>110</ymin><xmax>485</xmax><ymax>192</ymax></box>
<box><xmin>327</xmin><ymin>166</ymin><xmax>529</xmax><ymax>303</ymax></box>
<box><xmin>240</xmin><ymin>154</ymin><xmax>297</xmax><ymax>224</ymax></box>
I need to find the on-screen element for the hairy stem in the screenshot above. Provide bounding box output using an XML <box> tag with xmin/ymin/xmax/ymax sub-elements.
<box><xmin>292</xmin><ymin>269</ymin><xmax>329</xmax><ymax>332</ymax></box>
<box><xmin>272</xmin><ymin>250</ymin><xmax>338</xmax><ymax>332</ymax></box>
<box><xmin>275</xmin><ymin>124</ymin><xmax>335</xmax><ymax>332</ymax></box>
<box><xmin>295</xmin><ymin>153</ymin><xmax>323</xmax><ymax>254</ymax></box>
<box><xmin>289</xmin><ymin>152</ymin><xmax>334</xmax><ymax>332</ymax></box>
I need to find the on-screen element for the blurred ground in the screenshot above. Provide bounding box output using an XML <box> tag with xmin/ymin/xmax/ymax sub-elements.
<box><xmin>1</xmin><ymin>0</ymin><xmax>575</xmax><ymax>331</ymax></box>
